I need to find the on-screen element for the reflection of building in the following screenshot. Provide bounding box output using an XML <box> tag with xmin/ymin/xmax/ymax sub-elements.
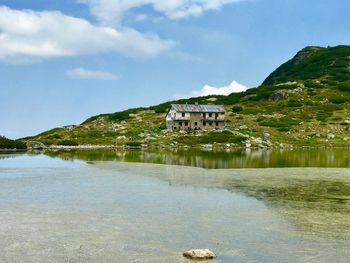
<box><xmin>166</xmin><ymin>103</ymin><xmax>226</xmax><ymax>131</ymax></box>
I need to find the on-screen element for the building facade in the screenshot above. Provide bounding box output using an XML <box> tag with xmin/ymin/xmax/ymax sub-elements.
<box><xmin>166</xmin><ymin>104</ymin><xmax>226</xmax><ymax>131</ymax></box>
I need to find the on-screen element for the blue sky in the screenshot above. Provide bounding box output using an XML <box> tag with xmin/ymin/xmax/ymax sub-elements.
<box><xmin>0</xmin><ymin>0</ymin><xmax>349</xmax><ymax>138</ymax></box>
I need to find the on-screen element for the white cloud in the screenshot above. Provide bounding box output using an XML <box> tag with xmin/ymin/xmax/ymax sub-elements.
<box><xmin>78</xmin><ymin>0</ymin><xmax>242</xmax><ymax>25</ymax></box>
<box><xmin>175</xmin><ymin>80</ymin><xmax>249</xmax><ymax>98</ymax></box>
<box><xmin>66</xmin><ymin>68</ymin><xmax>119</xmax><ymax>80</ymax></box>
<box><xmin>0</xmin><ymin>6</ymin><xmax>175</xmax><ymax>63</ymax></box>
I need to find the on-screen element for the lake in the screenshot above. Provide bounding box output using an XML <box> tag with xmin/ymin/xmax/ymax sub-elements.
<box><xmin>0</xmin><ymin>149</ymin><xmax>350</xmax><ymax>262</ymax></box>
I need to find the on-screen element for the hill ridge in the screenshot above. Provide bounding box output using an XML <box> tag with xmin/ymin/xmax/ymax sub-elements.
<box><xmin>25</xmin><ymin>45</ymin><xmax>350</xmax><ymax>148</ymax></box>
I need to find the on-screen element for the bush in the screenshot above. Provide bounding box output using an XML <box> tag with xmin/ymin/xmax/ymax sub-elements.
<box><xmin>338</xmin><ymin>81</ymin><xmax>350</xmax><ymax>92</ymax></box>
<box><xmin>286</xmin><ymin>99</ymin><xmax>303</xmax><ymax>107</ymax></box>
<box><xmin>316</xmin><ymin>111</ymin><xmax>332</xmax><ymax>122</ymax></box>
<box><xmin>126</xmin><ymin>141</ymin><xmax>142</xmax><ymax>147</ymax></box>
<box><xmin>304</xmin><ymin>80</ymin><xmax>324</xmax><ymax>89</ymax></box>
<box><xmin>57</xmin><ymin>140</ymin><xmax>78</xmax><ymax>146</ymax></box>
<box><xmin>232</xmin><ymin>106</ymin><xmax>243</xmax><ymax>112</ymax></box>
<box><xmin>277</xmin><ymin>127</ymin><xmax>291</xmax><ymax>132</ymax></box>
<box><xmin>329</xmin><ymin>97</ymin><xmax>348</xmax><ymax>104</ymax></box>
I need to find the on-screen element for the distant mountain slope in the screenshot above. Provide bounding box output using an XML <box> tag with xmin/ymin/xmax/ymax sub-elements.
<box><xmin>263</xmin><ymin>45</ymin><xmax>350</xmax><ymax>85</ymax></box>
<box><xmin>24</xmin><ymin>45</ymin><xmax>350</xmax><ymax>148</ymax></box>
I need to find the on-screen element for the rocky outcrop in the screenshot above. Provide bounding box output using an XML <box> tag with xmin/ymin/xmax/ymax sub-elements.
<box><xmin>183</xmin><ymin>249</ymin><xmax>217</xmax><ymax>260</ymax></box>
<box><xmin>26</xmin><ymin>141</ymin><xmax>46</xmax><ymax>150</ymax></box>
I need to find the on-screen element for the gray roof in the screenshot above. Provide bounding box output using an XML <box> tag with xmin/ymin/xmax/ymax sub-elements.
<box><xmin>171</xmin><ymin>104</ymin><xmax>225</xmax><ymax>113</ymax></box>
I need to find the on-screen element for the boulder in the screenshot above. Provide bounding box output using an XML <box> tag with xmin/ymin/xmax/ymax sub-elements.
<box><xmin>252</xmin><ymin>137</ymin><xmax>263</xmax><ymax>145</ymax></box>
<box><xmin>239</xmin><ymin>125</ymin><xmax>248</xmax><ymax>130</ymax></box>
<box><xmin>327</xmin><ymin>133</ymin><xmax>335</xmax><ymax>140</ymax></box>
<box><xmin>262</xmin><ymin>132</ymin><xmax>270</xmax><ymax>141</ymax></box>
<box><xmin>26</xmin><ymin>141</ymin><xmax>46</xmax><ymax>150</ymax></box>
<box><xmin>183</xmin><ymin>249</ymin><xmax>217</xmax><ymax>260</ymax></box>
<box><xmin>258</xmin><ymin>144</ymin><xmax>265</xmax><ymax>149</ymax></box>
<box><xmin>269</xmin><ymin>92</ymin><xmax>286</xmax><ymax>100</ymax></box>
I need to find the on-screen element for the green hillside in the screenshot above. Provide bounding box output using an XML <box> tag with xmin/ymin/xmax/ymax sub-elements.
<box><xmin>24</xmin><ymin>45</ymin><xmax>350</xmax><ymax>148</ymax></box>
<box><xmin>263</xmin><ymin>45</ymin><xmax>350</xmax><ymax>85</ymax></box>
<box><xmin>0</xmin><ymin>136</ymin><xmax>27</xmax><ymax>150</ymax></box>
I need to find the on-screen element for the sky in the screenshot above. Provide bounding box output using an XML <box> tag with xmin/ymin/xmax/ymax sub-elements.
<box><xmin>0</xmin><ymin>0</ymin><xmax>349</xmax><ymax>139</ymax></box>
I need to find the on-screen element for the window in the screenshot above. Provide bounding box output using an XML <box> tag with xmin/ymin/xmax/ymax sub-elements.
<box><xmin>182</xmin><ymin>113</ymin><xmax>185</xmax><ymax>117</ymax></box>
<box><xmin>179</xmin><ymin>122</ymin><xmax>182</xmax><ymax>126</ymax></box>
<box><xmin>194</xmin><ymin>122</ymin><xmax>198</xmax><ymax>126</ymax></box>
<box><xmin>216</xmin><ymin>122</ymin><xmax>219</xmax><ymax>126</ymax></box>
<box><xmin>203</xmin><ymin>121</ymin><xmax>206</xmax><ymax>126</ymax></box>
<box><xmin>215</xmin><ymin>113</ymin><xmax>218</xmax><ymax>118</ymax></box>
<box><xmin>209</xmin><ymin>113</ymin><xmax>212</xmax><ymax>117</ymax></box>
<box><xmin>203</xmin><ymin>113</ymin><xmax>206</xmax><ymax>118</ymax></box>
<box><xmin>209</xmin><ymin>122</ymin><xmax>212</xmax><ymax>126</ymax></box>
<box><xmin>185</xmin><ymin>122</ymin><xmax>188</xmax><ymax>126</ymax></box>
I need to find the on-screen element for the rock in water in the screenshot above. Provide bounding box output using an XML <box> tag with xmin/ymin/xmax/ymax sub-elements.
<box><xmin>182</xmin><ymin>249</ymin><xmax>217</xmax><ymax>260</ymax></box>
<box><xmin>26</xmin><ymin>141</ymin><xmax>46</xmax><ymax>150</ymax></box>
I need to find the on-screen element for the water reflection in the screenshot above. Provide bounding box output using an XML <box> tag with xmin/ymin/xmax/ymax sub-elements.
<box><xmin>1</xmin><ymin>154</ymin><xmax>350</xmax><ymax>262</ymax></box>
<box><xmin>223</xmin><ymin>170</ymin><xmax>350</xmax><ymax>241</ymax></box>
<box><xmin>95</xmin><ymin>162</ymin><xmax>350</xmax><ymax>241</ymax></box>
<box><xmin>45</xmin><ymin>148</ymin><xmax>350</xmax><ymax>169</ymax></box>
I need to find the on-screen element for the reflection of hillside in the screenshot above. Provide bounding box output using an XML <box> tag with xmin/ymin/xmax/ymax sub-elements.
<box><xmin>224</xmin><ymin>173</ymin><xmax>350</xmax><ymax>241</ymax></box>
<box><xmin>45</xmin><ymin>149</ymin><xmax>350</xmax><ymax>169</ymax></box>
<box><xmin>97</xmin><ymin>162</ymin><xmax>350</xmax><ymax>241</ymax></box>
<box><xmin>0</xmin><ymin>153</ymin><xmax>24</xmax><ymax>160</ymax></box>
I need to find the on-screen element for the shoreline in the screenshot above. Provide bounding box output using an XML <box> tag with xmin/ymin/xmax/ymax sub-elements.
<box><xmin>2</xmin><ymin>144</ymin><xmax>350</xmax><ymax>153</ymax></box>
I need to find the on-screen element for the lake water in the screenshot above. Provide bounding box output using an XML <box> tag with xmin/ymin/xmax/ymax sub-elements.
<box><xmin>0</xmin><ymin>150</ymin><xmax>350</xmax><ymax>262</ymax></box>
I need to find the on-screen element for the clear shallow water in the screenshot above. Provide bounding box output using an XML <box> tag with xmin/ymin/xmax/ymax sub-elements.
<box><xmin>0</xmin><ymin>153</ymin><xmax>350</xmax><ymax>262</ymax></box>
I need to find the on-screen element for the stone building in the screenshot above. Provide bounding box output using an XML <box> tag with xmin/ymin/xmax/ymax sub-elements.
<box><xmin>166</xmin><ymin>103</ymin><xmax>226</xmax><ymax>131</ymax></box>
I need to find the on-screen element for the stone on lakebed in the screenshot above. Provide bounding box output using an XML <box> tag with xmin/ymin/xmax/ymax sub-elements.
<box><xmin>182</xmin><ymin>249</ymin><xmax>217</xmax><ymax>260</ymax></box>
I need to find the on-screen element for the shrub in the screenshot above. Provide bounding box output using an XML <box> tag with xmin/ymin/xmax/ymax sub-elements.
<box><xmin>316</xmin><ymin>111</ymin><xmax>332</xmax><ymax>122</ymax></box>
<box><xmin>277</xmin><ymin>127</ymin><xmax>291</xmax><ymax>132</ymax></box>
<box><xmin>304</xmin><ymin>80</ymin><xmax>324</xmax><ymax>89</ymax></box>
<box><xmin>286</xmin><ymin>99</ymin><xmax>303</xmax><ymax>107</ymax></box>
<box><xmin>338</xmin><ymin>81</ymin><xmax>350</xmax><ymax>92</ymax></box>
<box><xmin>126</xmin><ymin>141</ymin><xmax>142</xmax><ymax>147</ymax></box>
<box><xmin>57</xmin><ymin>140</ymin><xmax>78</xmax><ymax>146</ymax></box>
<box><xmin>232</xmin><ymin>106</ymin><xmax>243</xmax><ymax>112</ymax></box>
<box><xmin>329</xmin><ymin>97</ymin><xmax>348</xmax><ymax>104</ymax></box>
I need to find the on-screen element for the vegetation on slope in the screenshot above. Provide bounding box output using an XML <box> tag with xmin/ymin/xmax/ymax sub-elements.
<box><xmin>25</xmin><ymin>45</ymin><xmax>350</xmax><ymax>148</ymax></box>
<box><xmin>0</xmin><ymin>136</ymin><xmax>27</xmax><ymax>149</ymax></box>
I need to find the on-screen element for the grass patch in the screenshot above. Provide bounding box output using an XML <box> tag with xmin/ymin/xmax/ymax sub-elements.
<box><xmin>259</xmin><ymin>117</ymin><xmax>300</xmax><ymax>131</ymax></box>
<box><xmin>199</xmin><ymin>131</ymin><xmax>246</xmax><ymax>144</ymax></box>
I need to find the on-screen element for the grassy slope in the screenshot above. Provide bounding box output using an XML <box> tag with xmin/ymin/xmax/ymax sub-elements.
<box><xmin>25</xmin><ymin>45</ymin><xmax>350</xmax><ymax>147</ymax></box>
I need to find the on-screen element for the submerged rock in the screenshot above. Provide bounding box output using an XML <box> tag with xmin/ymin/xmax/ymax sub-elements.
<box><xmin>182</xmin><ymin>249</ymin><xmax>217</xmax><ymax>260</ymax></box>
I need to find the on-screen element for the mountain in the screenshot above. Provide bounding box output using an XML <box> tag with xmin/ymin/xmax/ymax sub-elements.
<box><xmin>24</xmin><ymin>45</ymin><xmax>350</xmax><ymax>148</ymax></box>
<box><xmin>263</xmin><ymin>45</ymin><xmax>350</xmax><ymax>85</ymax></box>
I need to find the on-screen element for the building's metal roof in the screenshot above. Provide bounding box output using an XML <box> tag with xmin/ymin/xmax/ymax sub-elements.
<box><xmin>171</xmin><ymin>104</ymin><xmax>225</xmax><ymax>113</ymax></box>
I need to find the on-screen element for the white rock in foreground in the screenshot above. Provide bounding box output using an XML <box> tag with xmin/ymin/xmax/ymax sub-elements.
<box><xmin>183</xmin><ymin>249</ymin><xmax>217</xmax><ymax>260</ymax></box>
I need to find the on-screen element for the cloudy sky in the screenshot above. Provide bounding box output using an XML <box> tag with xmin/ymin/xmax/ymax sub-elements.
<box><xmin>0</xmin><ymin>0</ymin><xmax>349</xmax><ymax>138</ymax></box>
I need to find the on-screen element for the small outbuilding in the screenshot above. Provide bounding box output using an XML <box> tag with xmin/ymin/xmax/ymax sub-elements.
<box><xmin>166</xmin><ymin>103</ymin><xmax>226</xmax><ymax>131</ymax></box>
